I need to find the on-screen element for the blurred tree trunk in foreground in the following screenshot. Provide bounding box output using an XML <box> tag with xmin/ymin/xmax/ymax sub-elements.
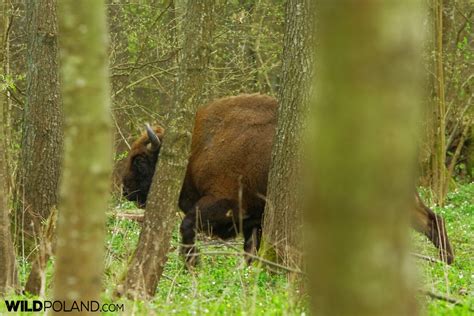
<box><xmin>14</xmin><ymin>0</ymin><xmax>63</xmax><ymax>294</ymax></box>
<box><xmin>54</xmin><ymin>0</ymin><xmax>112</xmax><ymax>308</ymax></box>
<box><xmin>0</xmin><ymin>0</ymin><xmax>18</xmax><ymax>294</ymax></box>
<box><xmin>306</xmin><ymin>1</ymin><xmax>423</xmax><ymax>315</ymax></box>
<box><xmin>118</xmin><ymin>0</ymin><xmax>215</xmax><ymax>299</ymax></box>
<box><xmin>261</xmin><ymin>0</ymin><xmax>312</xmax><ymax>274</ymax></box>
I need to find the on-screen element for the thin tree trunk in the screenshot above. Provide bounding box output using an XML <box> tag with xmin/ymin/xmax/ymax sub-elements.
<box><xmin>53</xmin><ymin>0</ymin><xmax>112</xmax><ymax>309</ymax></box>
<box><xmin>14</xmin><ymin>0</ymin><xmax>62</xmax><ymax>294</ymax></box>
<box><xmin>0</xmin><ymin>147</ymin><xmax>17</xmax><ymax>296</ymax></box>
<box><xmin>118</xmin><ymin>0</ymin><xmax>215</xmax><ymax>299</ymax></box>
<box><xmin>1</xmin><ymin>0</ymin><xmax>13</xmax><ymax>197</ymax></box>
<box><xmin>306</xmin><ymin>1</ymin><xmax>422</xmax><ymax>315</ymax></box>
<box><xmin>261</xmin><ymin>0</ymin><xmax>312</xmax><ymax>275</ymax></box>
<box><xmin>467</xmin><ymin>125</ymin><xmax>474</xmax><ymax>179</ymax></box>
<box><xmin>431</xmin><ymin>0</ymin><xmax>448</xmax><ymax>206</ymax></box>
<box><xmin>0</xmin><ymin>107</ymin><xmax>17</xmax><ymax>296</ymax></box>
<box><xmin>0</xmin><ymin>0</ymin><xmax>18</xmax><ymax>294</ymax></box>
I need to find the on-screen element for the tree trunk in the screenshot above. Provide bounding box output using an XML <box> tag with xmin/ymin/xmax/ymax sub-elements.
<box><xmin>53</xmin><ymin>0</ymin><xmax>112</xmax><ymax>308</ymax></box>
<box><xmin>14</xmin><ymin>0</ymin><xmax>62</xmax><ymax>294</ymax></box>
<box><xmin>467</xmin><ymin>126</ymin><xmax>474</xmax><ymax>179</ymax></box>
<box><xmin>117</xmin><ymin>0</ymin><xmax>215</xmax><ymax>300</ymax></box>
<box><xmin>1</xmin><ymin>0</ymin><xmax>13</xmax><ymax>197</ymax></box>
<box><xmin>431</xmin><ymin>0</ymin><xmax>447</xmax><ymax>206</ymax></box>
<box><xmin>261</xmin><ymin>0</ymin><xmax>312</xmax><ymax>274</ymax></box>
<box><xmin>0</xmin><ymin>0</ymin><xmax>18</xmax><ymax>294</ymax></box>
<box><xmin>0</xmin><ymin>138</ymin><xmax>17</xmax><ymax>296</ymax></box>
<box><xmin>306</xmin><ymin>1</ymin><xmax>422</xmax><ymax>315</ymax></box>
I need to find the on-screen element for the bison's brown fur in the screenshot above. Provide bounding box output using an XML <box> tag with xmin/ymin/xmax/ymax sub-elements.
<box><xmin>122</xmin><ymin>125</ymin><xmax>165</xmax><ymax>207</ymax></box>
<box><xmin>177</xmin><ymin>94</ymin><xmax>276</xmax><ymax>264</ymax></box>
<box><xmin>122</xmin><ymin>93</ymin><xmax>454</xmax><ymax>266</ymax></box>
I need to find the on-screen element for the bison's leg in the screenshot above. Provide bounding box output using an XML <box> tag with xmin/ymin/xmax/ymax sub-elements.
<box><xmin>180</xmin><ymin>209</ymin><xmax>200</xmax><ymax>268</ymax></box>
<box><xmin>412</xmin><ymin>193</ymin><xmax>454</xmax><ymax>264</ymax></box>
<box><xmin>180</xmin><ymin>197</ymin><xmax>241</xmax><ymax>268</ymax></box>
<box><xmin>178</xmin><ymin>170</ymin><xmax>200</xmax><ymax>214</ymax></box>
<box><xmin>243</xmin><ymin>222</ymin><xmax>262</xmax><ymax>264</ymax></box>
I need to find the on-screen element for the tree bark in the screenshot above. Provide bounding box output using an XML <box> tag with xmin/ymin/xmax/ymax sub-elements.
<box><xmin>0</xmin><ymin>138</ymin><xmax>17</xmax><ymax>296</ymax></box>
<box><xmin>0</xmin><ymin>0</ymin><xmax>18</xmax><ymax>294</ymax></box>
<box><xmin>0</xmin><ymin>104</ymin><xmax>17</xmax><ymax>297</ymax></box>
<box><xmin>431</xmin><ymin>0</ymin><xmax>447</xmax><ymax>206</ymax></box>
<box><xmin>467</xmin><ymin>126</ymin><xmax>474</xmax><ymax>179</ymax></box>
<box><xmin>1</xmin><ymin>0</ymin><xmax>13</xmax><ymax>196</ymax></box>
<box><xmin>53</xmin><ymin>0</ymin><xmax>112</xmax><ymax>310</ymax></box>
<box><xmin>261</xmin><ymin>0</ymin><xmax>312</xmax><ymax>274</ymax></box>
<box><xmin>306</xmin><ymin>1</ymin><xmax>422</xmax><ymax>315</ymax></box>
<box><xmin>14</xmin><ymin>0</ymin><xmax>63</xmax><ymax>294</ymax></box>
<box><xmin>118</xmin><ymin>0</ymin><xmax>215</xmax><ymax>299</ymax></box>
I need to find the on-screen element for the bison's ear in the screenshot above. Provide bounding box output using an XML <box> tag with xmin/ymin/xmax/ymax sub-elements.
<box><xmin>145</xmin><ymin>123</ymin><xmax>161</xmax><ymax>152</ymax></box>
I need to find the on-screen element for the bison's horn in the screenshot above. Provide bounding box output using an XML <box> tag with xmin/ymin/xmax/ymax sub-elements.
<box><xmin>145</xmin><ymin>123</ymin><xmax>161</xmax><ymax>151</ymax></box>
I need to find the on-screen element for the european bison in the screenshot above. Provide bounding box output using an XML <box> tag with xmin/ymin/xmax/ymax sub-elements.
<box><xmin>122</xmin><ymin>94</ymin><xmax>454</xmax><ymax>266</ymax></box>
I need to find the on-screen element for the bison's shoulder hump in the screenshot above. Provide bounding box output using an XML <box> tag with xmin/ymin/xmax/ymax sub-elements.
<box><xmin>196</xmin><ymin>94</ymin><xmax>277</xmax><ymax>123</ymax></box>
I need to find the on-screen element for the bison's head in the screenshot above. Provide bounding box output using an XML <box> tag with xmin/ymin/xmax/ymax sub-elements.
<box><xmin>122</xmin><ymin>124</ymin><xmax>164</xmax><ymax>208</ymax></box>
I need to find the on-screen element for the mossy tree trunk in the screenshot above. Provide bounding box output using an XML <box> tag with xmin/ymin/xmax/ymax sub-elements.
<box><xmin>118</xmin><ymin>0</ymin><xmax>215</xmax><ymax>299</ymax></box>
<box><xmin>14</xmin><ymin>0</ymin><xmax>63</xmax><ymax>295</ymax></box>
<box><xmin>1</xmin><ymin>0</ymin><xmax>13</xmax><ymax>195</ymax></box>
<box><xmin>306</xmin><ymin>1</ymin><xmax>423</xmax><ymax>315</ymax></box>
<box><xmin>0</xmin><ymin>0</ymin><xmax>18</xmax><ymax>294</ymax></box>
<box><xmin>261</xmin><ymin>0</ymin><xmax>312</xmax><ymax>274</ymax></box>
<box><xmin>53</xmin><ymin>0</ymin><xmax>112</xmax><ymax>307</ymax></box>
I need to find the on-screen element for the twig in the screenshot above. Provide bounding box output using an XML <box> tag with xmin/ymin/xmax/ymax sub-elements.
<box><xmin>112</xmin><ymin>50</ymin><xmax>180</xmax><ymax>73</ymax></box>
<box><xmin>111</xmin><ymin>112</ymin><xmax>131</xmax><ymax>150</ymax></box>
<box><xmin>5</xmin><ymin>87</ymin><xmax>24</xmax><ymax>107</ymax></box>
<box><xmin>192</xmin><ymin>251</ymin><xmax>305</xmax><ymax>275</ymax></box>
<box><xmin>453</xmin><ymin>6</ymin><xmax>473</xmax><ymax>24</ymax></box>
<box><xmin>410</xmin><ymin>252</ymin><xmax>446</xmax><ymax>265</ymax></box>
<box><xmin>217</xmin><ymin>239</ymin><xmax>303</xmax><ymax>274</ymax></box>
<box><xmin>129</xmin><ymin>1</ymin><xmax>173</xmax><ymax>76</ymax></box>
<box><xmin>111</xmin><ymin>68</ymin><xmax>176</xmax><ymax>98</ymax></box>
<box><xmin>446</xmin><ymin>96</ymin><xmax>472</xmax><ymax>149</ymax></box>
<box><xmin>422</xmin><ymin>289</ymin><xmax>473</xmax><ymax>311</ymax></box>
<box><xmin>446</xmin><ymin>119</ymin><xmax>471</xmax><ymax>188</ymax></box>
<box><xmin>162</xmin><ymin>274</ymin><xmax>182</xmax><ymax>288</ymax></box>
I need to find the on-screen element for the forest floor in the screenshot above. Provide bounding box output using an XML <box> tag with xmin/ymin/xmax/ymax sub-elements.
<box><xmin>416</xmin><ymin>183</ymin><xmax>474</xmax><ymax>316</ymax></box>
<box><xmin>2</xmin><ymin>183</ymin><xmax>472</xmax><ymax>315</ymax></box>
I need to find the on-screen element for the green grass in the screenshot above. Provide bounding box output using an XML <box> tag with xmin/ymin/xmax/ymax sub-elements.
<box><xmin>101</xmin><ymin>213</ymin><xmax>306</xmax><ymax>315</ymax></box>
<box><xmin>1</xmin><ymin>183</ymin><xmax>472</xmax><ymax>315</ymax></box>
<box><xmin>415</xmin><ymin>183</ymin><xmax>474</xmax><ymax>315</ymax></box>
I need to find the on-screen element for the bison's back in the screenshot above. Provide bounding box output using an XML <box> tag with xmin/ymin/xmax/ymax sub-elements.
<box><xmin>184</xmin><ymin>94</ymin><xmax>277</xmax><ymax>212</ymax></box>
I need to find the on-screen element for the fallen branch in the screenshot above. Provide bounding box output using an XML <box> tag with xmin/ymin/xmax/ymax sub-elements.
<box><xmin>410</xmin><ymin>252</ymin><xmax>446</xmax><ymax>265</ymax></box>
<box><xmin>422</xmin><ymin>290</ymin><xmax>473</xmax><ymax>311</ymax></box>
<box><xmin>218</xmin><ymin>239</ymin><xmax>304</xmax><ymax>274</ymax></box>
<box><xmin>193</xmin><ymin>251</ymin><xmax>305</xmax><ymax>275</ymax></box>
<box><xmin>113</xmin><ymin>212</ymin><xmax>145</xmax><ymax>222</ymax></box>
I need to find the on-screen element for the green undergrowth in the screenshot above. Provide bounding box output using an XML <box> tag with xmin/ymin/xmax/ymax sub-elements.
<box><xmin>102</xmin><ymin>201</ymin><xmax>307</xmax><ymax>315</ymax></box>
<box><xmin>1</xmin><ymin>183</ymin><xmax>472</xmax><ymax>315</ymax></box>
<box><xmin>415</xmin><ymin>183</ymin><xmax>474</xmax><ymax>315</ymax></box>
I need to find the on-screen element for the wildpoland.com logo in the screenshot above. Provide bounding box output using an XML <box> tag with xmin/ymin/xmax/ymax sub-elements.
<box><xmin>4</xmin><ymin>300</ymin><xmax>124</xmax><ymax>313</ymax></box>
